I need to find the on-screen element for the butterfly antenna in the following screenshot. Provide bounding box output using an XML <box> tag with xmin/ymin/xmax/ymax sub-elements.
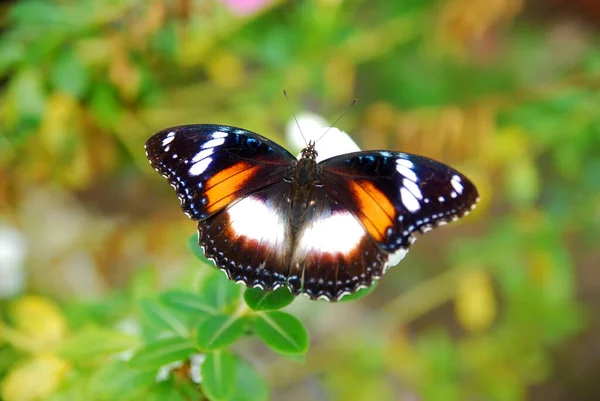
<box><xmin>283</xmin><ymin>89</ymin><xmax>308</xmax><ymax>146</ymax></box>
<box><xmin>315</xmin><ymin>98</ymin><xmax>357</xmax><ymax>143</ymax></box>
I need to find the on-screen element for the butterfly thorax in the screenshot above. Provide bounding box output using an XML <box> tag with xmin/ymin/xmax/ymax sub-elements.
<box><xmin>289</xmin><ymin>142</ymin><xmax>320</xmax><ymax>231</ymax></box>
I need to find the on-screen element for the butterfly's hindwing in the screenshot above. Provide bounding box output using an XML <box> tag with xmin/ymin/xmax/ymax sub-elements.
<box><xmin>145</xmin><ymin>125</ymin><xmax>296</xmax><ymax>220</ymax></box>
<box><xmin>198</xmin><ymin>182</ymin><xmax>293</xmax><ymax>291</ymax></box>
<box><xmin>320</xmin><ymin>151</ymin><xmax>479</xmax><ymax>257</ymax></box>
<box><xmin>287</xmin><ymin>187</ymin><xmax>393</xmax><ymax>301</ymax></box>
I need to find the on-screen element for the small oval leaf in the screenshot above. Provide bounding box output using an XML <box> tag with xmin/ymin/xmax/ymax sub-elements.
<box><xmin>254</xmin><ymin>311</ymin><xmax>308</xmax><ymax>355</ymax></box>
<box><xmin>59</xmin><ymin>325</ymin><xmax>139</xmax><ymax>362</ymax></box>
<box><xmin>160</xmin><ymin>290</ymin><xmax>219</xmax><ymax>318</ymax></box>
<box><xmin>139</xmin><ymin>299</ymin><xmax>189</xmax><ymax>338</ymax></box>
<box><xmin>200</xmin><ymin>271</ymin><xmax>242</xmax><ymax>312</ymax></box>
<box><xmin>230</xmin><ymin>356</ymin><xmax>270</xmax><ymax>401</ymax></box>
<box><xmin>244</xmin><ymin>287</ymin><xmax>295</xmax><ymax>311</ymax></box>
<box><xmin>151</xmin><ymin>379</ymin><xmax>188</xmax><ymax>401</ymax></box>
<box><xmin>91</xmin><ymin>360</ymin><xmax>156</xmax><ymax>399</ymax></box>
<box><xmin>196</xmin><ymin>314</ymin><xmax>248</xmax><ymax>350</ymax></box>
<box><xmin>129</xmin><ymin>337</ymin><xmax>195</xmax><ymax>370</ymax></box>
<box><xmin>201</xmin><ymin>350</ymin><xmax>236</xmax><ymax>401</ymax></box>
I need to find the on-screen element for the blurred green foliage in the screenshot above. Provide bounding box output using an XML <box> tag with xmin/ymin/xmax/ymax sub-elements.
<box><xmin>1</xmin><ymin>0</ymin><xmax>599</xmax><ymax>400</ymax></box>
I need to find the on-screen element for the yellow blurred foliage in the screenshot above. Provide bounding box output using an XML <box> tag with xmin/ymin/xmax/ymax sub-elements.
<box><xmin>206</xmin><ymin>51</ymin><xmax>246</xmax><ymax>89</ymax></box>
<box><xmin>61</xmin><ymin>144</ymin><xmax>93</xmax><ymax>188</ymax></box>
<box><xmin>527</xmin><ymin>250</ymin><xmax>553</xmax><ymax>287</ymax></box>
<box><xmin>130</xmin><ymin>0</ymin><xmax>166</xmax><ymax>48</ymax></box>
<box><xmin>8</xmin><ymin>295</ymin><xmax>68</xmax><ymax>353</ymax></box>
<box><xmin>1</xmin><ymin>354</ymin><xmax>70</xmax><ymax>401</ymax></box>
<box><xmin>486</xmin><ymin>126</ymin><xmax>531</xmax><ymax>167</ymax></box>
<box><xmin>76</xmin><ymin>38</ymin><xmax>114</xmax><ymax>67</ymax></box>
<box><xmin>503</xmin><ymin>154</ymin><xmax>540</xmax><ymax>206</ymax></box>
<box><xmin>364</xmin><ymin>102</ymin><xmax>396</xmax><ymax>132</ymax></box>
<box><xmin>324</xmin><ymin>57</ymin><xmax>356</xmax><ymax>103</ymax></box>
<box><xmin>437</xmin><ymin>0</ymin><xmax>523</xmax><ymax>50</ymax></box>
<box><xmin>39</xmin><ymin>93</ymin><xmax>80</xmax><ymax>157</ymax></box>
<box><xmin>455</xmin><ymin>269</ymin><xmax>497</xmax><ymax>334</ymax></box>
<box><xmin>387</xmin><ymin>328</ymin><xmax>419</xmax><ymax>381</ymax></box>
<box><xmin>364</xmin><ymin>103</ymin><xmax>496</xmax><ymax>163</ymax></box>
<box><xmin>109</xmin><ymin>36</ymin><xmax>142</xmax><ymax>102</ymax></box>
<box><xmin>179</xmin><ymin>25</ymin><xmax>216</xmax><ymax>67</ymax></box>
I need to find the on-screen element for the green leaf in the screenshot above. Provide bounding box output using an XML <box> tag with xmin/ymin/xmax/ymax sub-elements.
<box><xmin>59</xmin><ymin>324</ymin><xmax>139</xmax><ymax>362</ymax></box>
<box><xmin>10</xmin><ymin>68</ymin><xmax>46</xmax><ymax>121</ymax></box>
<box><xmin>230</xmin><ymin>357</ymin><xmax>270</xmax><ymax>401</ymax></box>
<box><xmin>160</xmin><ymin>290</ymin><xmax>219</xmax><ymax>318</ymax></box>
<box><xmin>196</xmin><ymin>314</ymin><xmax>248</xmax><ymax>350</ymax></box>
<box><xmin>339</xmin><ymin>282</ymin><xmax>378</xmax><ymax>302</ymax></box>
<box><xmin>91</xmin><ymin>360</ymin><xmax>155</xmax><ymax>399</ymax></box>
<box><xmin>90</xmin><ymin>82</ymin><xmax>121</xmax><ymax>128</ymax></box>
<box><xmin>151</xmin><ymin>379</ymin><xmax>188</xmax><ymax>401</ymax></box>
<box><xmin>139</xmin><ymin>298</ymin><xmax>189</xmax><ymax>338</ymax></box>
<box><xmin>201</xmin><ymin>350</ymin><xmax>236</xmax><ymax>401</ymax></box>
<box><xmin>51</xmin><ymin>48</ymin><xmax>88</xmax><ymax>98</ymax></box>
<box><xmin>129</xmin><ymin>336</ymin><xmax>195</xmax><ymax>370</ymax></box>
<box><xmin>0</xmin><ymin>37</ymin><xmax>24</xmax><ymax>76</ymax></box>
<box><xmin>9</xmin><ymin>1</ymin><xmax>63</xmax><ymax>26</ymax></box>
<box><xmin>504</xmin><ymin>156</ymin><xmax>540</xmax><ymax>207</ymax></box>
<box><xmin>244</xmin><ymin>286</ymin><xmax>295</xmax><ymax>311</ymax></box>
<box><xmin>201</xmin><ymin>270</ymin><xmax>242</xmax><ymax>312</ymax></box>
<box><xmin>152</xmin><ymin>22</ymin><xmax>178</xmax><ymax>58</ymax></box>
<box><xmin>131</xmin><ymin>267</ymin><xmax>160</xmax><ymax>300</ymax></box>
<box><xmin>254</xmin><ymin>311</ymin><xmax>309</xmax><ymax>355</ymax></box>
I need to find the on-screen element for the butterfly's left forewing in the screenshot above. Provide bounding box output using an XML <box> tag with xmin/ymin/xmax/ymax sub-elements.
<box><xmin>145</xmin><ymin>125</ymin><xmax>296</xmax><ymax>220</ymax></box>
<box><xmin>319</xmin><ymin>151</ymin><xmax>479</xmax><ymax>259</ymax></box>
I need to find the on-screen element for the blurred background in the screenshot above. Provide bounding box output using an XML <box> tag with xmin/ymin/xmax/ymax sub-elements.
<box><xmin>1</xmin><ymin>0</ymin><xmax>600</xmax><ymax>400</ymax></box>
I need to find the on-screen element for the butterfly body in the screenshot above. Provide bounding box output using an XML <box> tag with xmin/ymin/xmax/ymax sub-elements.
<box><xmin>146</xmin><ymin>124</ymin><xmax>479</xmax><ymax>301</ymax></box>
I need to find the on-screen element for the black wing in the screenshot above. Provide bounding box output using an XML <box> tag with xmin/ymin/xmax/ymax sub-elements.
<box><xmin>319</xmin><ymin>151</ymin><xmax>479</xmax><ymax>255</ymax></box>
<box><xmin>145</xmin><ymin>124</ymin><xmax>296</xmax><ymax>220</ymax></box>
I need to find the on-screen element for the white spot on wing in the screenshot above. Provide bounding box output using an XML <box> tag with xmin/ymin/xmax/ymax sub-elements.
<box><xmin>202</xmin><ymin>138</ymin><xmax>225</xmax><ymax>149</ymax></box>
<box><xmin>189</xmin><ymin>157</ymin><xmax>212</xmax><ymax>176</ymax></box>
<box><xmin>192</xmin><ymin>148</ymin><xmax>214</xmax><ymax>163</ymax></box>
<box><xmin>396</xmin><ymin>159</ymin><xmax>413</xmax><ymax>168</ymax></box>
<box><xmin>162</xmin><ymin>132</ymin><xmax>175</xmax><ymax>146</ymax></box>
<box><xmin>403</xmin><ymin>178</ymin><xmax>422</xmax><ymax>200</ymax></box>
<box><xmin>400</xmin><ymin>187</ymin><xmax>421</xmax><ymax>212</ymax></box>
<box><xmin>296</xmin><ymin>212</ymin><xmax>365</xmax><ymax>255</ymax></box>
<box><xmin>451</xmin><ymin>175</ymin><xmax>464</xmax><ymax>194</ymax></box>
<box><xmin>227</xmin><ymin>196</ymin><xmax>286</xmax><ymax>246</ymax></box>
<box><xmin>396</xmin><ymin>159</ymin><xmax>417</xmax><ymax>182</ymax></box>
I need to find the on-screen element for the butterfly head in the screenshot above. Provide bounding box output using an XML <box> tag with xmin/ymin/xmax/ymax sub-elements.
<box><xmin>300</xmin><ymin>140</ymin><xmax>318</xmax><ymax>161</ymax></box>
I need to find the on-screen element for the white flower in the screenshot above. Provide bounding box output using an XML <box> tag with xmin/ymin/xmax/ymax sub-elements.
<box><xmin>189</xmin><ymin>353</ymin><xmax>206</xmax><ymax>384</ymax></box>
<box><xmin>154</xmin><ymin>353</ymin><xmax>205</xmax><ymax>383</ymax></box>
<box><xmin>0</xmin><ymin>224</ymin><xmax>28</xmax><ymax>298</ymax></box>
<box><xmin>156</xmin><ymin>360</ymin><xmax>184</xmax><ymax>382</ymax></box>
<box><xmin>285</xmin><ymin>112</ymin><xmax>360</xmax><ymax>162</ymax></box>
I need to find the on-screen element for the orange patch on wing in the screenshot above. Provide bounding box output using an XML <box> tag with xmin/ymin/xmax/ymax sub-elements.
<box><xmin>206</xmin><ymin>162</ymin><xmax>253</xmax><ymax>189</ymax></box>
<box><xmin>206</xmin><ymin>194</ymin><xmax>239</xmax><ymax>214</ymax></box>
<box><xmin>205</xmin><ymin>162</ymin><xmax>260</xmax><ymax>214</ymax></box>
<box><xmin>348</xmin><ymin>181</ymin><xmax>395</xmax><ymax>241</ymax></box>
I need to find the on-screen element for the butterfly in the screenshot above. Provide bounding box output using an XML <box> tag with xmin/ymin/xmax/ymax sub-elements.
<box><xmin>145</xmin><ymin>124</ymin><xmax>479</xmax><ymax>301</ymax></box>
